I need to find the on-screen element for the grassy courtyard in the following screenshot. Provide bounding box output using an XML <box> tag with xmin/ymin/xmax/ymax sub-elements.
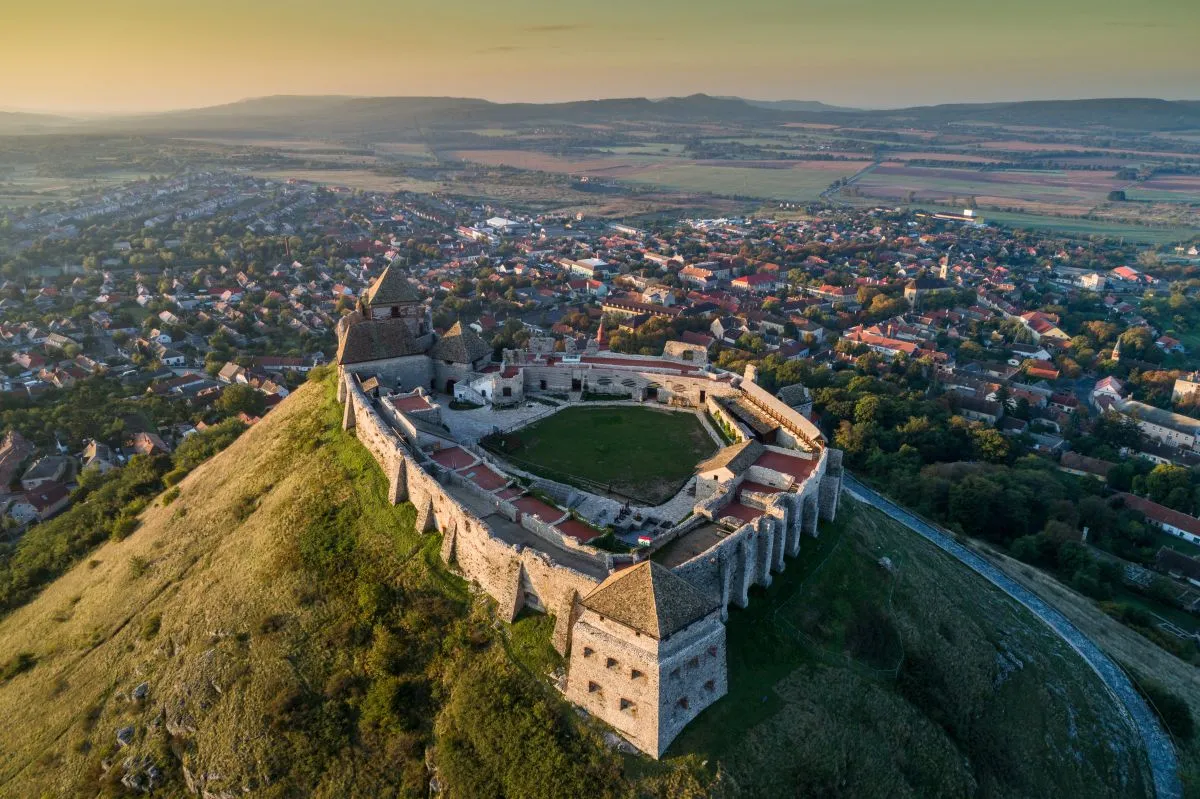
<box><xmin>485</xmin><ymin>406</ymin><xmax>716</xmax><ymax>505</ymax></box>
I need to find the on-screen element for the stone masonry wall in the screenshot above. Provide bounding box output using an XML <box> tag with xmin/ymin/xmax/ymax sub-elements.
<box><xmin>342</xmin><ymin>371</ymin><xmax>601</xmax><ymax>650</ymax></box>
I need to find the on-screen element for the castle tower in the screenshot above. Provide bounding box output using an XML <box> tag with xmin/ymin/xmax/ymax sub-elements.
<box><xmin>336</xmin><ymin>265</ymin><xmax>435</xmax><ymax>389</ymax></box>
<box><xmin>564</xmin><ymin>562</ymin><xmax>726</xmax><ymax>758</ymax></box>
<box><xmin>357</xmin><ymin>264</ymin><xmax>429</xmax><ymax>339</ymax></box>
<box><xmin>596</xmin><ymin>318</ymin><xmax>609</xmax><ymax>350</ymax></box>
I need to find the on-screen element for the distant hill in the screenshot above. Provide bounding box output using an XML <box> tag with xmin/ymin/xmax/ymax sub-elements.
<box><xmin>0</xmin><ymin>111</ymin><xmax>76</xmax><ymax>135</ymax></box>
<box><xmin>9</xmin><ymin>95</ymin><xmax>1200</xmax><ymax>141</ymax></box>
<box><xmin>75</xmin><ymin>94</ymin><xmax>1200</xmax><ymax>140</ymax></box>
<box><xmin>856</xmin><ymin>98</ymin><xmax>1200</xmax><ymax>131</ymax></box>
<box><xmin>742</xmin><ymin>98</ymin><xmax>858</xmax><ymax>113</ymax></box>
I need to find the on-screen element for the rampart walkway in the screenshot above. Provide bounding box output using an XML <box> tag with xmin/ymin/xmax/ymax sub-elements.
<box><xmin>843</xmin><ymin>473</ymin><xmax>1181</xmax><ymax>799</ymax></box>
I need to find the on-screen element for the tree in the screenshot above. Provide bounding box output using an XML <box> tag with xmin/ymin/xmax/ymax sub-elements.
<box><xmin>215</xmin><ymin>384</ymin><xmax>266</xmax><ymax>418</ymax></box>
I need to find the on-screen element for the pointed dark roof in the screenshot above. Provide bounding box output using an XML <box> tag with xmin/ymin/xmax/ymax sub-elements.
<box><xmin>337</xmin><ymin>318</ymin><xmax>428</xmax><ymax>364</ymax></box>
<box><xmin>430</xmin><ymin>321</ymin><xmax>491</xmax><ymax>364</ymax></box>
<box><xmin>365</xmin><ymin>265</ymin><xmax>421</xmax><ymax>306</ymax></box>
<box><xmin>581</xmin><ymin>561</ymin><xmax>716</xmax><ymax>639</ymax></box>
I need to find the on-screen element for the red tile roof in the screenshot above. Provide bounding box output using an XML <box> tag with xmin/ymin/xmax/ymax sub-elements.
<box><xmin>753</xmin><ymin>451</ymin><xmax>818</xmax><ymax>482</ymax></box>
<box><xmin>431</xmin><ymin>446</ymin><xmax>476</xmax><ymax>470</ymax></box>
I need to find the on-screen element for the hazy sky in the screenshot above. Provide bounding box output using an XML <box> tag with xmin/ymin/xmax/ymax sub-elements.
<box><xmin>4</xmin><ymin>0</ymin><xmax>1198</xmax><ymax>114</ymax></box>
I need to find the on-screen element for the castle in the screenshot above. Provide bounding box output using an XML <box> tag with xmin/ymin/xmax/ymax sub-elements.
<box><xmin>336</xmin><ymin>266</ymin><xmax>843</xmax><ymax>757</ymax></box>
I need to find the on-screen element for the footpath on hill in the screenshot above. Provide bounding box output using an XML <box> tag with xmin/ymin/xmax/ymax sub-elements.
<box><xmin>843</xmin><ymin>473</ymin><xmax>1182</xmax><ymax>799</ymax></box>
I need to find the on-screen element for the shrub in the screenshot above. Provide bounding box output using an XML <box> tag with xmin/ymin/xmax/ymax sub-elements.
<box><xmin>258</xmin><ymin>613</ymin><xmax>288</xmax><ymax>635</ymax></box>
<box><xmin>1134</xmin><ymin>676</ymin><xmax>1195</xmax><ymax>741</ymax></box>
<box><xmin>128</xmin><ymin>556</ymin><xmax>150</xmax><ymax>580</ymax></box>
<box><xmin>0</xmin><ymin>651</ymin><xmax>36</xmax><ymax>681</ymax></box>
<box><xmin>140</xmin><ymin>613</ymin><xmax>161</xmax><ymax>640</ymax></box>
<box><xmin>161</xmin><ymin>487</ymin><xmax>180</xmax><ymax>506</ymax></box>
<box><xmin>109</xmin><ymin>515</ymin><xmax>139</xmax><ymax>541</ymax></box>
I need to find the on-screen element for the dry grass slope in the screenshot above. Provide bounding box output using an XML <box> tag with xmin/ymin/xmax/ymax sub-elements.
<box><xmin>0</xmin><ymin>381</ymin><xmax>345</xmax><ymax>795</ymax></box>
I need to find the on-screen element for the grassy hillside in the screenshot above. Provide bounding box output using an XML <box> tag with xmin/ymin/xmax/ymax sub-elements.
<box><xmin>0</xmin><ymin>376</ymin><xmax>1154</xmax><ymax>797</ymax></box>
<box><xmin>664</xmin><ymin>498</ymin><xmax>1153</xmax><ymax>797</ymax></box>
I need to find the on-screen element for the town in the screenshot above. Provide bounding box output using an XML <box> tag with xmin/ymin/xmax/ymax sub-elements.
<box><xmin>2</xmin><ymin>163</ymin><xmax>1200</xmax><ymax>789</ymax></box>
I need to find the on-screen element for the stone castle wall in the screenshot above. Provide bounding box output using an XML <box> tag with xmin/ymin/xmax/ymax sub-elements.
<box><xmin>671</xmin><ymin>450</ymin><xmax>826</xmax><ymax>620</ymax></box>
<box><xmin>342</xmin><ymin>372</ymin><xmax>600</xmax><ymax>648</ymax></box>
<box><xmin>343</xmin><ymin>353</ymin><xmax>434</xmax><ymax>395</ymax></box>
<box><xmin>340</xmin><ymin>365</ymin><xmax>843</xmax><ymax>759</ymax></box>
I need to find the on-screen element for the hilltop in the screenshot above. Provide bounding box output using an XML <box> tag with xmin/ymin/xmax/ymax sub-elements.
<box><xmin>0</xmin><ymin>375</ymin><xmax>1155</xmax><ymax>797</ymax></box>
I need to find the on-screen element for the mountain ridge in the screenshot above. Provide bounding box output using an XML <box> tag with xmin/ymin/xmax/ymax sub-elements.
<box><xmin>7</xmin><ymin>94</ymin><xmax>1194</xmax><ymax>138</ymax></box>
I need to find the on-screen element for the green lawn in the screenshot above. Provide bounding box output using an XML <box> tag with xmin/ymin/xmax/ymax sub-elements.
<box><xmin>659</xmin><ymin>498</ymin><xmax>1153</xmax><ymax>798</ymax></box>
<box><xmin>491</xmin><ymin>406</ymin><xmax>716</xmax><ymax>505</ymax></box>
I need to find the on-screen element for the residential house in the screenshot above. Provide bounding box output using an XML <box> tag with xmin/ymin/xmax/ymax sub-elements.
<box><xmin>10</xmin><ymin>482</ymin><xmax>70</xmax><ymax>523</ymax></box>
<box><xmin>21</xmin><ymin>455</ymin><xmax>71</xmax><ymax>492</ymax></box>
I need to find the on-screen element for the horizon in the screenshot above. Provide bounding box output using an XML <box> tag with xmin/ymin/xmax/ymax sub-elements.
<box><xmin>3</xmin><ymin>91</ymin><xmax>1199</xmax><ymax>119</ymax></box>
<box><xmin>4</xmin><ymin>0</ymin><xmax>1198</xmax><ymax>115</ymax></box>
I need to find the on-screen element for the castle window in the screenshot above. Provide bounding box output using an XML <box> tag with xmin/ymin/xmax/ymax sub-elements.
<box><xmin>630</xmin><ymin>669</ymin><xmax>645</xmax><ymax>682</ymax></box>
<box><xmin>619</xmin><ymin>698</ymin><xmax>636</xmax><ymax>715</ymax></box>
<box><xmin>708</xmin><ymin>646</ymin><xmax>718</xmax><ymax>658</ymax></box>
<box><xmin>582</xmin><ymin>647</ymin><xmax>594</xmax><ymax>658</ymax></box>
<box><xmin>704</xmin><ymin>680</ymin><xmax>716</xmax><ymax>692</ymax></box>
<box><xmin>588</xmin><ymin>681</ymin><xmax>602</xmax><ymax>694</ymax></box>
<box><xmin>503</xmin><ymin>387</ymin><xmax>512</xmax><ymax>397</ymax></box>
<box><xmin>539</xmin><ymin>380</ymin><xmax>547</xmax><ymax>390</ymax></box>
<box><xmin>390</xmin><ymin>306</ymin><xmax>399</xmax><ymax>318</ymax></box>
<box><xmin>677</xmin><ymin>697</ymin><xmax>689</xmax><ymax>710</ymax></box>
<box><xmin>606</xmin><ymin>657</ymin><xmax>619</xmax><ymax>670</ymax></box>
<box><xmin>670</xmin><ymin>668</ymin><xmax>680</xmax><ymax>680</ymax></box>
<box><xmin>688</xmin><ymin>656</ymin><xmax>700</xmax><ymax>669</ymax></box>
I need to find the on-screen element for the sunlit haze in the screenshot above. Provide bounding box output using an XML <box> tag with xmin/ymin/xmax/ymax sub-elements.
<box><xmin>3</xmin><ymin>0</ymin><xmax>1198</xmax><ymax>114</ymax></box>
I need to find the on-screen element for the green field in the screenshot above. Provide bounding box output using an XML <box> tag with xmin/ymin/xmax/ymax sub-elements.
<box><xmin>492</xmin><ymin>406</ymin><xmax>715</xmax><ymax>505</ymax></box>
<box><xmin>888</xmin><ymin>202</ymin><xmax>1196</xmax><ymax>244</ymax></box>
<box><xmin>659</xmin><ymin>498</ymin><xmax>1153</xmax><ymax>797</ymax></box>
<box><xmin>622</xmin><ymin>162</ymin><xmax>863</xmax><ymax>201</ymax></box>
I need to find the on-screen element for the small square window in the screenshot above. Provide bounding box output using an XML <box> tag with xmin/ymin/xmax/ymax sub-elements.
<box><xmin>677</xmin><ymin>697</ymin><xmax>689</xmax><ymax>710</ymax></box>
<box><xmin>588</xmin><ymin>681</ymin><xmax>601</xmax><ymax>694</ymax></box>
<box><xmin>583</xmin><ymin>647</ymin><xmax>594</xmax><ymax>658</ymax></box>
<box><xmin>606</xmin><ymin>657</ymin><xmax>619</xmax><ymax>669</ymax></box>
<box><xmin>704</xmin><ymin>680</ymin><xmax>716</xmax><ymax>692</ymax></box>
<box><xmin>619</xmin><ymin>698</ymin><xmax>636</xmax><ymax>714</ymax></box>
<box><xmin>688</xmin><ymin>656</ymin><xmax>700</xmax><ymax>669</ymax></box>
<box><xmin>631</xmin><ymin>669</ymin><xmax>645</xmax><ymax>681</ymax></box>
<box><xmin>708</xmin><ymin>646</ymin><xmax>718</xmax><ymax>658</ymax></box>
<box><xmin>670</xmin><ymin>668</ymin><xmax>681</xmax><ymax>680</ymax></box>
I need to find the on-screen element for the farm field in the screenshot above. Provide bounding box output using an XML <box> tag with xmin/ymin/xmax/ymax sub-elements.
<box><xmin>618</xmin><ymin>160</ymin><xmax>867</xmax><ymax>200</ymax></box>
<box><xmin>907</xmin><ymin>204</ymin><xmax>1196</xmax><ymax>244</ymax></box>
<box><xmin>852</xmin><ymin>164</ymin><xmax>1131</xmax><ymax>214</ymax></box>
<box><xmin>661</xmin><ymin>498</ymin><xmax>1153</xmax><ymax>797</ymax></box>
<box><xmin>449</xmin><ymin>148</ymin><xmax>868</xmax><ymax>201</ymax></box>
<box><xmin>487</xmin><ymin>406</ymin><xmax>714</xmax><ymax>505</ymax></box>
<box><xmin>0</xmin><ymin>167</ymin><xmax>151</xmax><ymax>208</ymax></box>
<box><xmin>249</xmin><ymin>167</ymin><xmax>445</xmax><ymax>194</ymax></box>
